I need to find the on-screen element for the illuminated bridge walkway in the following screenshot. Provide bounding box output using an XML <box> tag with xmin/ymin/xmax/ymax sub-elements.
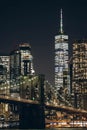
<box><xmin>0</xmin><ymin>95</ymin><xmax>87</xmax><ymax>128</ymax></box>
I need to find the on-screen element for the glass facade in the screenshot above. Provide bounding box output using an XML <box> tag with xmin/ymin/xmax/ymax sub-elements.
<box><xmin>0</xmin><ymin>56</ymin><xmax>10</xmax><ymax>80</ymax></box>
<box><xmin>72</xmin><ymin>40</ymin><xmax>87</xmax><ymax>109</ymax></box>
<box><xmin>10</xmin><ymin>50</ymin><xmax>21</xmax><ymax>80</ymax></box>
<box><xmin>55</xmin><ymin>35</ymin><xmax>70</xmax><ymax>91</ymax></box>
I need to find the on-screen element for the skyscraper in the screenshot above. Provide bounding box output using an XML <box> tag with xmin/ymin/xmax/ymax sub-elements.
<box><xmin>0</xmin><ymin>55</ymin><xmax>10</xmax><ymax>80</ymax></box>
<box><xmin>10</xmin><ymin>42</ymin><xmax>35</xmax><ymax>81</ymax></box>
<box><xmin>72</xmin><ymin>40</ymin><xmax>87</xmax><ymax>109</ymax></box>
<box><xmin>0</xmin><ymin>57</ymin><xmax>7</xmax><ymax>83</ymax></box>
<box><xmin>19</xmin><ymin>43</ymin><xmax>35</xmax><ymax>76</ymax></box>
<box><xmin>55</xmin><ymin>9</ymin><xmax>70</xmax><ymax>93</ymax></box>
<box><xmin>10</xmin><ymin>49</ymin><xmax>21</xmax><ymax>80</ymax></box>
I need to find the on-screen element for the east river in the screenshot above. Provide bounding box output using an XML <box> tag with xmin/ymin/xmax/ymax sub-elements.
<box><xmin>16</xmin><ymin>128</ymin><xmax>87</xmax><ymax>130</ymax></box>
<box><xmin>49</xmin><ymin>128</ymin><xmax>86</xmax><ymax>130</ymax></box>
<box><xmin>13</xmin><ymin>128</ymin><xmax>87</xmax><ymax>130</ymax></box>
<box><xmin>2</xmin><ymin>127</ymin><xmax>87</xmax><ymax>129</ymax></box>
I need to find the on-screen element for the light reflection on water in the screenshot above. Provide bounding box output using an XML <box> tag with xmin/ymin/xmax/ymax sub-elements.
<box><xmin>45</xmin><ymin>128</ymin><xmax>87</xmax><ymax>130</ymax></box>
<box><xmin>34</xmin><ymin>129</ymin><xmax>87</xmax><ymax>130</ymax></box>
<box><xmin>20</xmin><ymin>128</ymin><xmax>86</xmax><ymax>130</ymax></box>
<box><xmin>13</xmin><ymin>128</ymin><xmax>87</xmax><ymax>130</ymax></box>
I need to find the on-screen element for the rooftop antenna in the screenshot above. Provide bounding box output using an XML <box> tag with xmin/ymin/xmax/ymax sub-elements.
<box><xmin>60</xmin><ymin>8</ymin><xmax>63</xmax><ymax>34</ymax></box>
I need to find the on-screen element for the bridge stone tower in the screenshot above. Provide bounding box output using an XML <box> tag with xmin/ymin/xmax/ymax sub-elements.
<box><xmin>19</xmin><ymin>74</ymin><xmax>45</xmax><ymax>129</ymax></box>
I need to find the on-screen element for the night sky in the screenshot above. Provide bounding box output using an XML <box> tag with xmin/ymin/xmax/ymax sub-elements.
<box><xmin>0</xmin><ymin>0</ymin><xmax>87</xmax><ymax>85</ymax></box>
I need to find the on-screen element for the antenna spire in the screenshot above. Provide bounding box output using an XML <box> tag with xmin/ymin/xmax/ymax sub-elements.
<box><xmin>60</xmin><ymin>9</ymin><xmax>63</xmax><ymax>34</ymax></box>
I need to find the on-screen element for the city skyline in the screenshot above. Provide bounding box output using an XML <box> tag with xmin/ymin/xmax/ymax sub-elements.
<box><xmin>0</xmin><ymin>0</ymin><xmax>87</xmax><ymax>85</ymax></box>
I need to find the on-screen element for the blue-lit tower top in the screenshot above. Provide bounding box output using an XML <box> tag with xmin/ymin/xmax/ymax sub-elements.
<box><xmin>55</xmin><ymin>9</ymin><xmax>70</xmax><ymax>92</ymax></box>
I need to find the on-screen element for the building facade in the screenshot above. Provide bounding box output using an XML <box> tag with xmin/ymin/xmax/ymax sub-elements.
<box><xmin>0</xmin><ymin>55</ymin><xmax>10</xmax><ymax>80</ymax></box>
<box><xmin>10</xmin><ymin>49</ymin><xmax>21</xmax><ymax>80</ymax></box>
<box><xmin>10</xmin><ymin>42</ymin><xmax>35</xmax><ymax>81</ymax></box>
<box><xmin>55</xmin><ymin>9</ymin><xmax>70</xmax><ymax>93</ymax></box>
<box><xmin>0</xmin><ymin>57</ymin><xmax>7</xmax><ymax>83</ymax></box>
<box><xmin>72</xmin><ymin>40</ymin><xmax>87</xmax><ymax>109</ymax></box>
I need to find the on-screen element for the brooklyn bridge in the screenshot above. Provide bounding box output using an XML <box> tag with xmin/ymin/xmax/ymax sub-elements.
<box><xmin>0</xmin><ymin>74</ymin><xmax>87</xmax><ymax>128</ymax></box>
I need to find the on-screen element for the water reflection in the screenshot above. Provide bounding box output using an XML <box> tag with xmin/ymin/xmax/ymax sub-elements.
<box><xmin>48</xmin><ymin>128</ymin><xmax>87</xmax><ymax>130</ymax></box>
<box><xmin>25</xmin><ymin>128</ymin><xmax>87</xmax><ymax>130</ymax></box>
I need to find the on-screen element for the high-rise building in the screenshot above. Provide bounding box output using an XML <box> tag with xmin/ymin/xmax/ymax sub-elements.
<box><xmin>19</xmin><ymin>43</ymin><xmax>35</xmax><ymax>76</ymax></box>
<box><xmin>72</xmin><ymin>40</ymin><xmax>87</xmax><ymax>110</ymax></box>
<box><xmin>10</xmin><ymin>42</ymin><xmax>35</xmax><ymax>81</ymax></box>
<box><xmin>55</xmin><ymin>9</ymin><xmax>70</xmax><ymax>93</ymax></box>
<box><xmin>0</xmin><ymin>57</ymin><xmax>7</xmax><ymax>83</ymax></box>
<box><xmin>0</xmin><ymin>55</ymin><xmax>10</xmax><ymax>80</ymax></box>
<box><xmin>10</xmin><ymin>49</ymin><xmax>21</xmax><ymax>80</ymax></box>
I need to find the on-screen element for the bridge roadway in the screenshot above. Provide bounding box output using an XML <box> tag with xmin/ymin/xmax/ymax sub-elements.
<box><xmin>0</xmin><ymin>95</ymin><xmax>87</xmax><ymax>116</ymax></box>
<box><xmin>0</xmin><ymin>95</ymin><xmax>39</xmax><ymax>105</ymax></box>
<box><xmin>45</xmin><ymin>104</ymin><xmax>87</xmax><ymax>116</ymax></box>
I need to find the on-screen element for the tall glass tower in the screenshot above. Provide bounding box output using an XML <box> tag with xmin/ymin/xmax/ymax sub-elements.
<box><xmin>55</xmin><ymin>9</ymin><xmax>70</xmax><ymax>92</ymax></box>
